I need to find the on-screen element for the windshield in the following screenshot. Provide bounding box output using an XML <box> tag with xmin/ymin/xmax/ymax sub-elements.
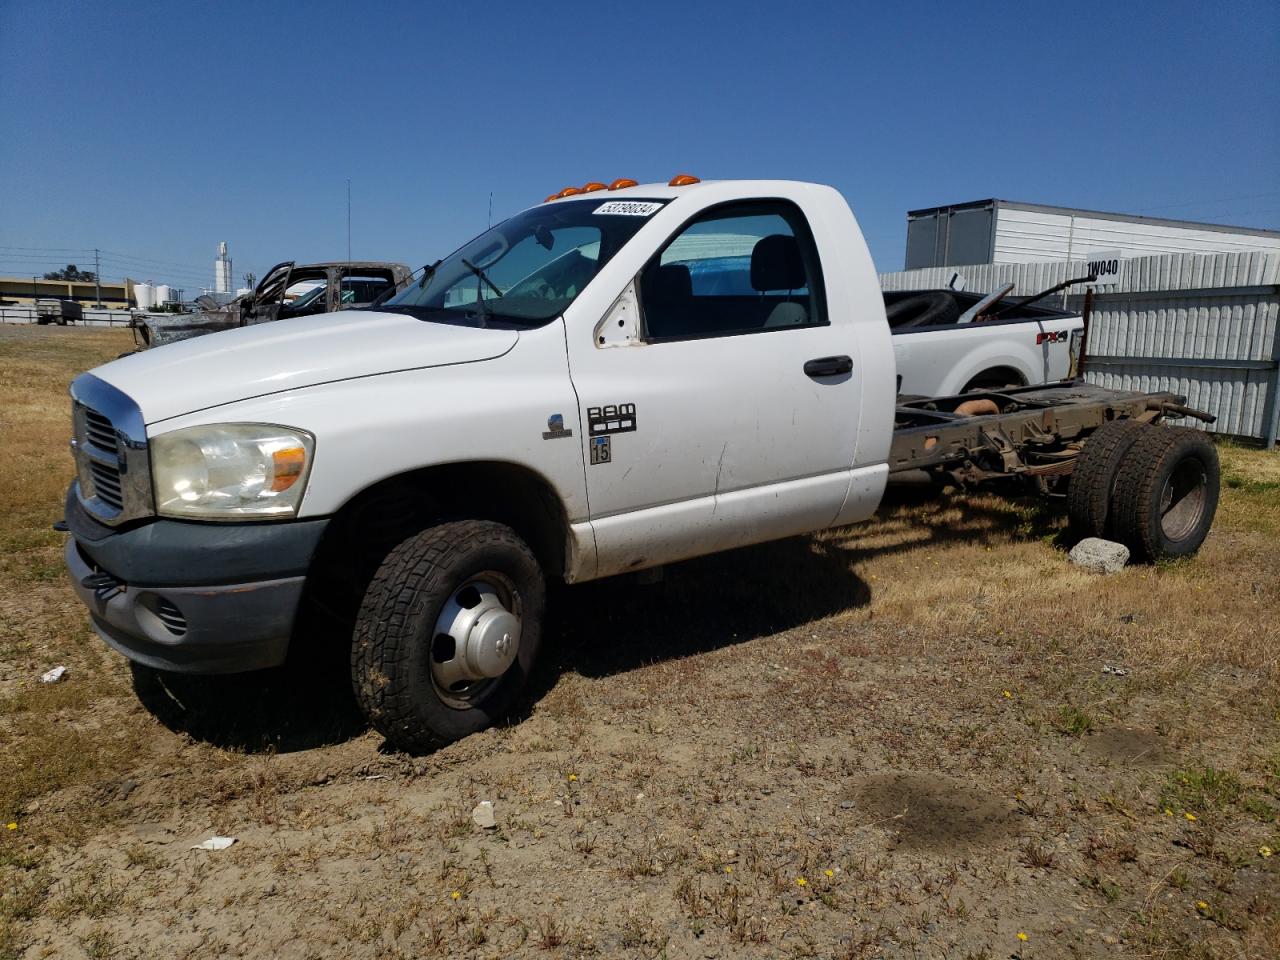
<box><xmin>379</xmin><ymin>198</ymin><xmax>668</xmax><ymax>327</ymax></box>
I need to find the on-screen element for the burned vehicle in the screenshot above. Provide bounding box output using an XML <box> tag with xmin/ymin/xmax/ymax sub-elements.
<box><xmin>133</xmin><ymin>261</ymin><xmax>412</xmax><ymax>348</ymax></box>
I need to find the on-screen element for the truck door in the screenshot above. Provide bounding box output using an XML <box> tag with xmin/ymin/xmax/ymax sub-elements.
<box><xmin>565</xmin><ymin>199</ymin><xmax>863</xmax><ymax>578</ymax></box>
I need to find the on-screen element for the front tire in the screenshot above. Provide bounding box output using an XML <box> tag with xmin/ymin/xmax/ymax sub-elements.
<box><xmin>351</xmin><ymin>520</ymin><xmax>545</xmax><ymax>753</ymax></box>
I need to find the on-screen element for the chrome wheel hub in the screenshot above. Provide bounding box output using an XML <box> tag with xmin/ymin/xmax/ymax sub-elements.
<box><xmin>430</xmin><ymin>573</ymin><xmax>522</xmax><ymax>707</ymax></box>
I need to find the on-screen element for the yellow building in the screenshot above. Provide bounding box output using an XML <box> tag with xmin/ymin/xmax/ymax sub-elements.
<box><xmin>0</xmin><ymin>276</ymin><xmax>133</xmax><ymax>308</ymax></box>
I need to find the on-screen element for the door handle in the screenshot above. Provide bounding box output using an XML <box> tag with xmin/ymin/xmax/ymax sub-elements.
<box><xmin>803</xmin><ymin>355</ymin><xmax>853</xmax><ymax>378</ymax></box>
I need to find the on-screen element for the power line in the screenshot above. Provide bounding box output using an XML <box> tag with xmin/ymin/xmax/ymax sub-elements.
<box><xmin>97</xmin><ymin>256</ymin><xmax>210</xmax><ymax>277</ymax></box>
<box><xmin>0</xmin><ymin>243</ymin><xmax>216</xmax><ymax>284</ymax></box>
<box><xmin>98</xmin><ymin>248</ymin><xmax>210</xmax><ymax>272</ymax></box>
<box><xmin>0</xmin><ymin>244</ymin><xmax>96</xmax><ymax>254</ymax></box>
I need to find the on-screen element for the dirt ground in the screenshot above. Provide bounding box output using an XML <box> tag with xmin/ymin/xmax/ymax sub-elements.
<box><xmin>1</xmin><ymin>324</ymin><xmax>1277</xmax><ymax>960</ymax></box>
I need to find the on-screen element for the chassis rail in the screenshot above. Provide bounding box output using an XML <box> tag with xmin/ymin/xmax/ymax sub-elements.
<box><xmin>889</xmin><ymin>381</ymin><xmax>1216</xmax><ymax>485</ymax></box>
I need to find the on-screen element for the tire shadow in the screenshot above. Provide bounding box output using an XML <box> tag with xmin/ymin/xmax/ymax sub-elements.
<box><xmin>531</xmin><ymin>534</ymin><xmax>872</xmax><ymax>696</ymax></box>
<box><xmin>129</xmin><ymin>653</ymin><xmax>366</xmax><ymax>755</ymax></box>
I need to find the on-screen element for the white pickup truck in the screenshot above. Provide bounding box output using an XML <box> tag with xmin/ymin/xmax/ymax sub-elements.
<box><xmin>887</xmin><ymin>288</ymin><xmax>1084</xmax><ymax>396</ymax></box>
<box><xmin>63</xmin><ymin>177</ymin><xmax>1219</xmax><ymax>752</ymax></box>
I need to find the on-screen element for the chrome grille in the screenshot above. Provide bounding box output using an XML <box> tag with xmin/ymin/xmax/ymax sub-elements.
<box><xmin>84</xmin><ymin>408</ymin><xmax>117</xmax><ymax>452</ymax></box>
<box><xmin>70</xmin><ymin>374</ymin><xmax>152</xmax><ymax>526</ymax></box>
<box><xmin>88</xmin><ymin>459</ymin><xmax>124</xmax><ymax>510</ymax></box>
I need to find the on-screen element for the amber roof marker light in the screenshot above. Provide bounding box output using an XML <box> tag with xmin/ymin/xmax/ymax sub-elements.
<box><xmin>608</xmin><ymin>178</ymin><xmax>639</xmax><ymax>190</ymax></box>
<box><xmin>669</xmin><ymin>173</ymin><xmax>701</xmax><ymax>186</ymax></box>
<box><xmin>581</xmin><ymin>182</ymin><xmax>607</xmax><ymax>193</ymax></box>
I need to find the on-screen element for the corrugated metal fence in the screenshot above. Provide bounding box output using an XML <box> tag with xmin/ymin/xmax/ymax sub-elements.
<box><xmin>880</xmin><ymin>252</ymin><xmax>1280</xmax><ymax>447</ymax></box>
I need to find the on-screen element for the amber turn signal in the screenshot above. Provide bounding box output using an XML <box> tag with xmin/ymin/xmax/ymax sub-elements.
<box><xmin>270</xmin><ymin>447</ymin><xmax>307</xmax><ymax>492</ymax></box>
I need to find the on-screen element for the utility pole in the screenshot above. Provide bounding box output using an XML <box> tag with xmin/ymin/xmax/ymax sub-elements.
<box><xmin>488</xmin><ymin>191</ymin><xmax>493</xmax><ymax>228</ymax></box>
<box><xmin>346</xmin><ymin>179</ymin><xmax>352</xmax><ymax>265</ymax></box>
<box><xmin>94</xmin><ymin>248</ymin><xmax>102</xmax><ymax>307</ymax></box>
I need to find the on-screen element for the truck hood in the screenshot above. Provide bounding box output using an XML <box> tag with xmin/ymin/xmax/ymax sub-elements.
<box><xmin>91</xmin><ymin>310</ymin><xmax>519</xmax><ymax>424</ymax></box>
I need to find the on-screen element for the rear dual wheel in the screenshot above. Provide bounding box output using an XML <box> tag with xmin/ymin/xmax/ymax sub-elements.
<box><xmin>1067</xmin><ymin>419</ymin><xmax>1148</xmax><ymax>538</ymax></box>
<box><xmin>1070</xmin><ymin>422</ymin><xmax>1219</xmax><ymax>562</ymax></box>
<box><xmin>1111</xmin><ymin>427</ymin><xmax>1219</xmax><ymax>562</ymax></box>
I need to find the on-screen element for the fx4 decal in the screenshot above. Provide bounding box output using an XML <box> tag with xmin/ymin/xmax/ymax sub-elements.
<box><xmin>1037</xmin><ymin>330</ymin><xmax>1069</xmax><ymax>345</ymax></box>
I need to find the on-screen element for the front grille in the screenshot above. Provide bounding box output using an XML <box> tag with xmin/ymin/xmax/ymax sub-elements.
<box><xmin>155</xmin><ymin>598</ymin><xmax>188</xmax><ymax>637</ymax></box>
<box><xmin>84</xmin><ymin>408</ymin><xmax>117</xmax><ymax>452</ymax></box>
<box><xmin>70</xmin><ymin>373</ymin><xmax>151</xmax><ymax>526</ymax></box>
<box><xmin>88</xmin><ymin>459</ymin><xmax>124</xmax><ymax>510</ymax></box>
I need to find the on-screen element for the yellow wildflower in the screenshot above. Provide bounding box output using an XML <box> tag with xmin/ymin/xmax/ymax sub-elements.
<box><xmin>4</xmin><ymin>822</ymin><xmax>15</xmax><ymax>831</ymax></box>
<box><xmin>795</xmin><ymin>877</ymin><xmax>807</xmax><ymax>887</ymax></box>
<box><xmin>1260</xmin><ymin>846</ymin><xmax>1273</xmax><ymax>858</ymax></box>
<box><xmin>1184</xmin><ymin>812</ymin><xmax>1197</xmax><ymax>822</ymax></box>
<box><xmin>1196</xmin><ymin>900</ymin><xmax>1208</xmax><ymax>910</ymax></box>
<box><xmin>451</xmin><ymin>890</ymin><xmax>461</xmax><ymax>901</ymax></box>
<box><xmin>1003</xmin><ymin>690</ymin><xmax>1013</xmax><ymax>698</ymax></box>
<box><xmin>1163</xmin><ymin>808</ymin><xmax>1174</xmax><ymax>816</ymax></box>
<box><xmin>1017</xmin><ymin>932</ymin><xmax>1028</xmax><ymax>942</ymax></box>
<box><xmin>724</xmin><ymin>866</ymin><xmax>733</xmax><ymax>874</ymax></box>
<box><xmin>567</xmin><ymin>773</ymin><xmax>578</xmax><ymax>782</ymax></box>
<box><xmin>824</xmin><ymin>869</ymin><xmax>834</xmax><ymax>879</ymax></box>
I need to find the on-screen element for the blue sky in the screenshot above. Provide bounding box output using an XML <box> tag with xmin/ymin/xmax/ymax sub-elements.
<box><xmin>2</xmin><ymin>0</ymin><xmax>1277</xmax><ymax>291</ymax></box>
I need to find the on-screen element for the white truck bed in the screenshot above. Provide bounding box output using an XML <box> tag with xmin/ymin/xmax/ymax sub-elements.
<box><xmin>887</xmin><ymin>289</ymin><xmax>1083</xmax><ymax>396</ymax></box>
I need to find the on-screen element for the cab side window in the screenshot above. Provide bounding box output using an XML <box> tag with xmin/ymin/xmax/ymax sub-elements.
<box><xmin>639</xmin><ymin>201</ymin><xmax>827</xmax><ymax>341</ymax></box>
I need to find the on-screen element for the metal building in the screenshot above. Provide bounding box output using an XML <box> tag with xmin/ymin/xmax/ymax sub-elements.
<box><xmin>905</xmin><ymin>200</ymin><xmax>1280</xmax><ymax>270</ymax></box>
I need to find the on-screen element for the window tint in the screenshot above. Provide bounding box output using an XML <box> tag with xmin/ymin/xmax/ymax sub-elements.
<box><xmin>640</xmin><ymin>201</ymin><xmax>826</xmax><ymax>341</ymax></box>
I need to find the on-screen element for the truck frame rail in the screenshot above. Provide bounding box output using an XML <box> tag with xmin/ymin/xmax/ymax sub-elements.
<box><xmin>890</xmin><ymin>381</ymin><xmax>1216</xmax><ymax>486</ymax></box>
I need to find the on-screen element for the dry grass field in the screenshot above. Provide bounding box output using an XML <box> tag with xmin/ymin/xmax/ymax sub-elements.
<box><xmin>1</xmin><ymin>323</ymin><xmax>1277</xmax><ymax>960</ymax></box>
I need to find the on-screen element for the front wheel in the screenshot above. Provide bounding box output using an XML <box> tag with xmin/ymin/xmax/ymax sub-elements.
<box><xmin>351</xmin><ymin>520</ymin><xmax>545</xmax><ymax>753</ymax></box>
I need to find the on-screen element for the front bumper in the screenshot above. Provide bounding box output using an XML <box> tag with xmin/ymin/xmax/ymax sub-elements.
<box><xmin>67</xmin><ymin>539</ymin><xmax>304</xmax><ymax>673</ymax></box>
<box><xmin>63</xmin><ymin>486</ymin><xmax>329</xmax><ymax>674</ymax></box>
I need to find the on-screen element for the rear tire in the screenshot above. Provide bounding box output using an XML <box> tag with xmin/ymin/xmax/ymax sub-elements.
<box><xmin>1067</xmin><ymin>419</ymin><xmax>1148</xmax><ymax>538</ymax></box>
<box><xmin>1111</xmin><ymin>427</ymin><xmax>1219</xmax><ymax>562</ymax></box>
<box><xmin>351</xmin><ymin>520</ymin><xmax>545</xmax><ymax>753</ymax></box>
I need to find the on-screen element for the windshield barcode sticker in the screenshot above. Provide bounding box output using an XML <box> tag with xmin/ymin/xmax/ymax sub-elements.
<box><xmin>594</xmin><ymin>201</ymin><xmax>662</xmax><ymax>217</ymax></box>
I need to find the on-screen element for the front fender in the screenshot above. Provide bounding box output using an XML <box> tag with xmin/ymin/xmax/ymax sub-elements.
<box><xmin>144</xmin><ymin>322</ymin><xmax>589</xmax><ymax>524</ymax></box>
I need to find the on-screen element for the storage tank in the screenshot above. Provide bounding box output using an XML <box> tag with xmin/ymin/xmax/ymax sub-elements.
<box><xmin>133</xmin><ymin>283</ymin><xmax>155</xmax><ymax>311</ymax></box>
<box><xmin>154</xmin><ymin>284</ymin><xmax>174</xmax><ymax>306</ymax></box>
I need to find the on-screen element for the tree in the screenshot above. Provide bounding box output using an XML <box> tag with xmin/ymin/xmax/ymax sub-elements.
<box><xmin>42</xmin><ymin>264</ymin><xmax>97</xmax><ymax>282</ymax></box>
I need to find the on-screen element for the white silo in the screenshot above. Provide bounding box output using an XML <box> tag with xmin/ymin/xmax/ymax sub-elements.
<box><xmin>154</xmin><ymin>284</ymin><xmax>175</xmax><ymax>306</ymax></box>
<box><xmin>214</xmin><ymin>241</ymin><xmax>232</xmax><ymax>294</ymax></box>
<box><xmin>133</xmin><ymin>283</ymin><xmax>155</xmax><ymax>311</ymax></box>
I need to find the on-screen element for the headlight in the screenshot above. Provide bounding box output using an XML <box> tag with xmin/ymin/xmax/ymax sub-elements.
<box><xmin>152</xmin><ymin>424</ymin><xmax>314</xmax><ymax>519</ymax></box>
